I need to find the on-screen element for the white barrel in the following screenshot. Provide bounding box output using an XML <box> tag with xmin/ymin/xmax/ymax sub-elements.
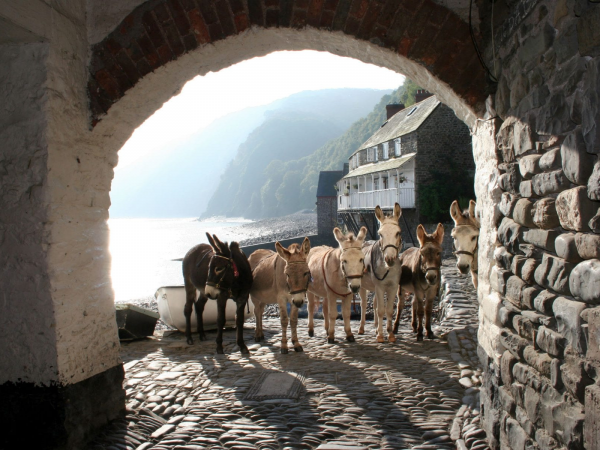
<box><xmin>155</xmin><ymin>286</ymin><xmax>255</xmax><ymax>332</ymax></box>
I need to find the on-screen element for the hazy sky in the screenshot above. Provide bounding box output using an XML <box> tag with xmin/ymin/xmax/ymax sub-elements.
<box><xmin>116</xmin><ymin>50</ymin><xmax>405</xmax><ymax>170</ymax></box>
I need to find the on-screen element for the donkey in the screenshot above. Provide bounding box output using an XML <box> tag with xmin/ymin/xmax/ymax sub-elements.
<box><xmin>249</xmin><ymin>238</ymin><xmax>311</xmax><ymax>354</ymax></box>
<box><xmin>358</xmin><ymin>203</ymin><xmax>403</xmax><ymax>343</ymax></box>
<box><xmin>450</xmin><ymin>200</ymin><xmax>480</xmax><ymax>289</ymax></box>
<box><xmin>307</xmin><ymin>227</ymin><xmax>367</xmax><ymax>343</ymax></box>
<box><xmin>393</xmin><ymin>224</ymin><xmax>444</xmax><ymax>341</ymax></box>
<box><xmin>182</xmin><ymin>233</ymin><xmax>253</xmax><ymax>354</ymax></box>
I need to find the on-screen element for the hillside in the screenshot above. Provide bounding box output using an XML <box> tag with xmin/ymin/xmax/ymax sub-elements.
<box><xmin>202</xmin><ymin>79</ymin><xmax>420</xmax><ymax>218</ymax></box>
<box><xmin>109</xmin><ymin>88</ymin><xmax>390</xmax><ymax>218</ymax></box>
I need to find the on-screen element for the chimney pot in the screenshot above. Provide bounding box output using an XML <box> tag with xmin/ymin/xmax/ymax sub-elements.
<box><xmin>415</xmin><ymin>90</ymin><xmax>433</xmax><ymax>104</ymax></box>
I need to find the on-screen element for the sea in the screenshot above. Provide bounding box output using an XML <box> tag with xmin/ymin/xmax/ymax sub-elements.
<box><xmin>108</xmin><ymin>217</ymin><xmax>253</xmax><ymax>302</ymax></box>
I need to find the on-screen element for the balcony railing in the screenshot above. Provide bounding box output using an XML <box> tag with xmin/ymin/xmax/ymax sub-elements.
<box><xmin>338</xmin><ymin>187</ymin><xmax>415</xmax><ymax>210</ymax></box>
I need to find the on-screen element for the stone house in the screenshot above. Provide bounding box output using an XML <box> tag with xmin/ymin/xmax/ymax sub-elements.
<box><xmin>337</xmin><ymin>91</ymin><xmax>474</xmax><ymax>245</ymax></box>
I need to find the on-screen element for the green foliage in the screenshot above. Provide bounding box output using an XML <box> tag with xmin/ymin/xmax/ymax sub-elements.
<box><xmin>418</xmin><ymin>160</ymin><xmax>475</xmax><ymax>223</ymax></box>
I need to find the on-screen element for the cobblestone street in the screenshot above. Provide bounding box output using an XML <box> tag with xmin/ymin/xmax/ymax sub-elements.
<box><xmin>89</xmin><ymin>261</ymin><xmax>487</xmax><ymax>450</ymax></box>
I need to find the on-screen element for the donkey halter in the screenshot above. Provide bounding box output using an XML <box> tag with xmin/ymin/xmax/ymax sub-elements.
<box><xmin>205</xmin><ymin>254</ymin><xmax>235</xmax><ymax>296</ymax></box>
<box><xmin>281</xmin><ymin>259</ymin><xmax>311</xmax><ymax>295</ymax></box>
<box><xmin>452</xmin><ymin>225</ymin><xmax>479</xmax><ymax>258</ymax></box>
<box><xmin>340</xmin><ymin>246</ymin><xmax>364</xmax><ymax>280</ymax></box>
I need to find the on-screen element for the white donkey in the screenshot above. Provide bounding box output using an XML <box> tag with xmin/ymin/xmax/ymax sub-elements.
<box><xmin>307</xmin><ymin>227</ymin><xmax>367</xmax><ymax>343</ymax></box>
<box><xmin>358</xmin><ymin>203</ymin><xmax>403</xmax><ymax>343</ymax></box>
<box><xmin>450</xmin><ymin>200</ymin><xmax>480</xmax><ymax>289</ymax></box>
<box><xmin>249</xmin><ymin>238</ymin><xmax>311</xmax><ymax>354</ymax></box>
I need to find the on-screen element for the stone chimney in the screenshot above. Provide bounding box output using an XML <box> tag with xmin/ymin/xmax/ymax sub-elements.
<box><xmin>386</xmin><ymin>103</ymin><xmax>405</xmax><ymax>119</ymax></box>
<box><xmin>415</xmin><ymin>89</ymin><xmax>433</xmax><ymax>103</ymax></box>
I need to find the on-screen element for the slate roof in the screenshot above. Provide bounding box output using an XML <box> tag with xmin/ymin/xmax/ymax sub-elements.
<box><xmin>317</xmin><ymin>171</ymin><xmax>343</xmax><ymax>197</ymax></box>
<box><xmin>342</xmin><ymin>153</ymin><xmax>415</xmax><ymax>178</ymax></box>
<box><xmin>351</xmin><ymin>96</ymin><xmax>440</xmax><ymax>156</ymax></box>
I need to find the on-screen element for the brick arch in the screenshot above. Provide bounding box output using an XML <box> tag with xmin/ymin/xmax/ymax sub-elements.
<box><xmin>88</xmin><ymin>0</ymin><xmax>489</xmax><ymax>128</ymax></box>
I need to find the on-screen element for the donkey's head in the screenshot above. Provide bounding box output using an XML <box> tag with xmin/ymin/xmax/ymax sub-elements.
<box><xmin>416</xmin><ymin>223</ymin><xmax>444</xmax><ymax>286</ymax></box>
<box><xmin>375</xmin><ymin>203</ymin><xmax>403</xmax><ymax>267</ymax></box>
<box><xmin>450</xmin><ymin>200</ymin><xmax>480</xmax><ymax>275</ymax></box>
<box><xmin>275</xmin><ymin>237</ymin><xmax>311</xmax><ymax>308</ymax></box>
<box><xmin>333</xmin><ymin>226</ymin><xmax>367</xmax><ymax>293</ymax></box>
<box><xmin>205</xmin><ymin>233</ymin><xmax>235</xmax><ymax>299</ymax></box>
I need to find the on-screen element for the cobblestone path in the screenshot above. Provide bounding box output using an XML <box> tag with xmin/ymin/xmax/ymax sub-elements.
<box><xmin>89</xmin><ymin>260</ymin><xmax>488</xmax><ymax>450</ymax></box>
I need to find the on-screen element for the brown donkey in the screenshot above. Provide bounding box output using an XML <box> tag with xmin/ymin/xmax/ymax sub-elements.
<box><xmin>249</xmin><ymin>238</ymin><xmax>311</xmax><ymax>354</ymax></box>
<box><xmin>450</xmin><ymin>199</ymin><xmax>480</xmax><ymax>289</ymax></box>
<box><xmin>182</xmin><ymin>233</ymin><xmax>253</xmax><ymax>354</ymax></box>
<box><xmin>393</xmin><ymin>224</ymin><xmax>444</xmax><ymax>341</ymax></box>
<box><xmin>307</xmin><ymin>227</ymin><xmax>367</xmax><ymax>343</ymax></box>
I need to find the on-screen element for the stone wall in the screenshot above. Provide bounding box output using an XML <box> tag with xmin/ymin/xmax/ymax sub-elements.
<box><xmin>476</xmin><ymin>1</ymin><xmax>600</xmax><ymax>448</ymax></box>
<box><xmin>415</xmin><ymin>103</ymin><xmax>474</xmax><ymax>223</ymax></box>
<box><xmin>317</xmin><ymin>196</ymin><xmax>339</xmax><ymax>237</ymax></box>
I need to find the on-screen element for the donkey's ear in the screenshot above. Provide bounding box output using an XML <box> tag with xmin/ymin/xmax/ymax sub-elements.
<box><xmin>416</xmin><ymin>224</ymin><xmax>426</xmax><ymax>247</ymax></box>
<box><xmin>356</xmin><ymin>226</ymin><xmax>368</xmax><ymax>242</ymax></box>
<box><xmin>301</xmin><ymin>236</ymin><xmax>311</xmax><ymax>256</ymax></box>
<box><xmin>393</xmin><ymin>203</ymin><xmax>402</xmax><ymax>220</ymax></box>
<box><xmin>206</xmin><ymin>232</ymin><xmax>220</xmax><ymax>252</ymax></box>
<box><xmin>333</xmin><ymin>227</ymin><xmax>346</xmax><ymax>244</ymax></box>
<box><xmin>433</xmin><ymin>223</ymin><xmax>445</xmax><ymax>245</ymax></box>
<box><xmin>375</xmin><ymin>205</ymin><xmax>385</xmax><ymax>223</ymax></box>
<box><xmin>275</xmin><ymin>241</ymin><xmax>289</xmax><ymax>261</ymax></box>
<box><xmin>469</xmin><ymin>200</ymin><xmax>480</xmax><ymax>227</ymax></box>
<box><xmin>449</xmin><ymin>200</ymin><xmax>461</xmax><ymax>224</ymax></box>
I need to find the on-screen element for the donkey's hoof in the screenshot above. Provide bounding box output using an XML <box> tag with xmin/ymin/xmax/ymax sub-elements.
<box><xmin>216</xmin><ymin>348</ymin><xmax>225</xmax><ymax>354</ymax></box>
<box><xmin>254</xmin><ymin>336</ymin><xmax>262</xmax><ymax>342</ymax></box>
<box><xmin>358</xmin><ymin>328</ymin><xmax>365</xmax><ymax>335</ymax></box>
<box><xmin>186</xmin><ymin>337</ymin><xmax>194</xmax><ymax>345</ymax></box>
<box><xmin>327</xmin><ymin>338</ymin><xmax>335</xmax><ymax>344</ymax></box>
<box><xmin>392</xmin><ymin>326</ymin><xmax>399</xmax><ymax>334</ymax></box>
<box><xmin>388</xmin><ymin>334</ymin><xmax>397</xmax><ymax>343</ymax></box>
<box><xmin>281</xmin><ymin>348</ymin><xmax>289</xmax><ymax>354</ymax></box>
<box><xmin>240</xmin><ymin>347</ymin><xmax>250</xmax><ymax>355</ymax></box>
<box><xmin>294</xmin><ymin>346</ymin><xmax>304</xmax><ymax>352</ymax></box>
<box><xmin>427</xmin><ymin>332</ymin><xmax>437</xmax><ymax>340</ymax></box>
<box><xmin>376</xmin><ymin>336</ymin><xmax>385</xmax><ymax>343</ymax></box>
<box><xmin>346</xmin><ymin>335</ymin><xmax>355</xmax><ymax>342</ymax></box>
<box><xmin>416</xmin><ymin>334</ymin><xmax>424</xmax><ymax>342</ymax></box>
<box><xmin>308</xmin><ymin>330</ymin><xmax>314</xmax><ymax>337</ymax></box>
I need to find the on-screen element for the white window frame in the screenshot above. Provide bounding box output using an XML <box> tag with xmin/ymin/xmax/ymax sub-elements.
<box><xmin>374</xmin><ymin>177</ymin><xmax>380</xmax><ymax>191</ymax></box>
<box><xmin>383</xmin><ymin>142</ymin><xmax>389</xmax><ymax>159</ymax></box>
<box><xmin>394</xmin><ymin>138</ymin><xmax>402</xmax><ymax>156</ymax></box>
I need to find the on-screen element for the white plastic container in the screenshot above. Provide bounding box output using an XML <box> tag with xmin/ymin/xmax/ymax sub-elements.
<box><xmin>155</xmin><ymin>285</ymin><xmax>255</xmax><ymax>332</ymax></box>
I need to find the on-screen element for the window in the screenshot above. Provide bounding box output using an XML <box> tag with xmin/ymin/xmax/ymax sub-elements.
<box><xmin>407</xmin><ymin>106</ymin><xmax>418</xmax><ymax>116</ymax></box>
<box><xmin>394</xmin><ymin>138</ymin><xmax>402</xmax><ymax>156</ymax></box>
<box><xmin>374</xmin><ymin>178</ymin><xmax>379</xmax><ymax>190</ymax></box>
<box><xmin>383</xmin><ymin>142</ymin><xmax>389</xmax><ymax>159</ymax></box>
<box><xmin>373</xmin><ymin>146</ymin><xmax>378</xmax><ymax>162</ymax></box>
<box><xmin>367</xmin><ymin>147</ymin><xmax>375</xmax><ymax>162</ymax></box>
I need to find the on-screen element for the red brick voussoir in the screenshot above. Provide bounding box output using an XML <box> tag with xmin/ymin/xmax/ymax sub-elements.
<box><xmin>88</xmin><ymin>0</ymin><xmax>488</xmax><ymax>126</ymax></box>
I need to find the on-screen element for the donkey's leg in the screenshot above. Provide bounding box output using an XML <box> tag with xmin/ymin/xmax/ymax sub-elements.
<box><xmin>195</xmin><ymin>294</ymin><xmax>208</xmax><ymax>342</ymax></box>
<box><xmin>374</xmin><ymin>287</ymin><xmax>386</xmax><ymax>343</ymax></box>
<box><xmin>184</xmin><ymin>282</ymin><xmax>197</xmax><ymax>345</ymax></box>
<box><xmin>425</xmin><ymin>292</ymin><xmax>436</xmax><ymax>339</ymax></box>
<box><xmin>411</xmin><ymin>294</ymin><xmax>418</xmax><ymax>333</ymax></box>
<box><xmin>279</xmin><ymin>299</ymin><xmax>290</xmax><ymax>354</ymax></box>
<box><xmin>326</xmin><ymin>295</ymin><xmax>337</xmax><ymax>344</ymax></box>
<box><xmin>393</xmin><ymin>286</ymin><xmax>404</xmax><ymax>334</ymax></box>
<box><xmin>471</xmin><ymin>270</ymin><xmax>478</xmax><ymax>290</ymax></box>
<box><xmin>307</xmin><ymin>292</ymin><xmax>316</xmax><ymax>337</ymax></box>
<box><xmin>341</xmin><ymin>297</ymin><xmax>355</xmax><ymax>342</ymax></box>
<box><xmin>358</xmin><ymin>288</ymin><xmax>367</xmax><ymax>335</ymax></box>
<box><xmin>415</xmin><ymin>296</ymin><xmax>425</xmax><ymax>342</ymax></box>
<box><xmin>290</xmin><ymin>304</ymin><xmax>303</xmax><ymax>352</ymax></box>
<box><xmin>235</xmin><ymin>295</ymin><xmax>250</xmax><ymax>354</ymax></box>
<box><xmin>384</xmin><ymin>289</ymin><xmax>396</xmax><ymax>343</ymax></box>
<box><xmin>215</xmin><ymin>296</ymin><xmax>228</xmax><ymax>354</ymax></box>
<box><xmin>323</xmin><ymin>296</ymin><xmax>330</xmax><ymax>335</ymax></box>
